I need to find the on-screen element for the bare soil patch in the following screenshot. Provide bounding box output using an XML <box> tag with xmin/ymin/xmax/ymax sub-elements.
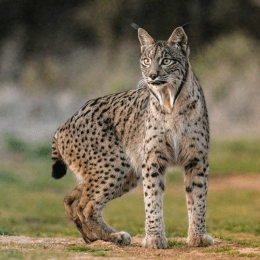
<box><xmin>1</xmin><ymin>235</ymin><xmax>260</xmax><ymax>260</ymax></box>
<box><xmin>209</xmin><ymin>173</ymin><xmax>260</xmax><ymax>190</ymax></box>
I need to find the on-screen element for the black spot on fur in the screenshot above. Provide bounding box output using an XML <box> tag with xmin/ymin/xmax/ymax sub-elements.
<box><xmin>159</xmin><ymin>181</ymin><xmax>165</xmax><ymax>191</ymax></box>
<box><xmin>151</xmin><ymin>172</ymin><xmax>159</xmax><ymax>177</ymax></box>
<box><xmin>186</xmin><ymin>186</ymin><xmax>193</xmax><ymax>193</ymax></box>
<box><xmin>192</xmin><ymin>182</ymin><xmax>203</xmax><ymax>188</ymax></box>
<box><xmin>184</xmin><ymin>157</ymin><xmax>200</xmax><ymax>171</ymax></box>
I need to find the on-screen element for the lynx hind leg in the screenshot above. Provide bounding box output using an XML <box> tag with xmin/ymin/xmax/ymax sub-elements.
<box><xmin>184</xmin><ymin>156</ymin><xmax>214</xmax><ymax>247</ymax></box>
<box><xmin>64</xmin><ymin>184</ymin><xmax>83</xmax><ymax>221</ymax></box>
<box><xmin>63</xmin><ymin>184</ymin><xmax>92</xmax><ymax>243</ymax></box>
<box><xmin>73</xmin><ymin>166</ymin><xmax>138</xmax><ymax>245</ymax></box>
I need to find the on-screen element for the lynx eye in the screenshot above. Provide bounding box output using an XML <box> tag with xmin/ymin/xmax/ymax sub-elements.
<box><xmin>162</xmin><ymin>58</ymin><xmax>172</xmax><ymax>65</ymax></box>
<box><xmin>142</xmin><ymin>58</ymin><xmax>150</xmax><ymax>66</ymax></box>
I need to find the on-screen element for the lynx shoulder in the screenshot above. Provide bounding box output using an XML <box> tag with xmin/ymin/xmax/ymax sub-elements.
<box><xmin>51</xmin><ymin>26</ymin><xmax>213</xmax><ymax>248</ymax></box>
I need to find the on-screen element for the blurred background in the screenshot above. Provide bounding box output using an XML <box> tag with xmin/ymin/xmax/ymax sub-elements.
<box><xmin>0</xmin><ymin>0</ymin><xmax>260</xmax><ymax>248</ymax></box>
<box><xmin>0</xmin><ymin>0</ymin><xmax>260</xmax><ymax>140</ymax></box>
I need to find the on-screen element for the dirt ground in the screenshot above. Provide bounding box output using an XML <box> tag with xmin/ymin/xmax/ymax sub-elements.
<box><xmin>1</xmin><ymin>234</ymin><xmax>260</xmax><ymax>260</ymax></box>
<box><xmin>1</xmin><ymin>174</ymin><xmax>260</xmax><ymax>259</ymax></box>
<box><xmin>208</xmin><ymin>173</ymin><xmax>260</xmax><ymax>191</ymax></box>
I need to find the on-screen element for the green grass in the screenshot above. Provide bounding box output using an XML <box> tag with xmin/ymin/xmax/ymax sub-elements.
<box><xmin>0</xmin><ymin>136</ymin><xmax>260</xmax><ymax>258</ymax></box>
<box><xmin>68</xmin><ymin>244</ymin><xmax>111</xmax><ymax>252</ymax></box>
<box><xmin>0</xmin><ymin>242</ymin><xmax>112</xmax><ymax>259</ymax></box>
<box><xmin>168</xmin><ymin>239</ymin><xmax>184</xmax><ymax>248</ymax></box>
<box><xmin>209</xmin><ymin>138</ymin><xmax>260</xmax><ymax>174</ymax></box>
<box><xmin>0</xmin><ymin>136</ymin><xmax>79</xmax><ymax>237</ymax></box>
<box><xmin>208</xmin><ymin>189</ymin><xmax>260</xmax><ymax>235</ymax></box>
<box><xmin>204</xmin><ymin>245</ymin><xmax>232</xmax><ymax>253</ymax></box>
<box><xmin>0</xmin><ymin>249</ymin><xmax>74</xmax><ymax>260</ymax></box>
<box><xmin>204</xmin><ymin>246</ymin><xmax>260</xmax><ymax>258</ymax></box>
<box><xmin>236</xmin><ymin>253</ymin><xmax>260</xmax><ymax>258</ymax></box>
<box><xmin>68</xmin><ymin>245</ymin><xmax>111</xmax><ymax>257</ymax></box>
<box><xmin>238</xmin><ymin>239</ymin><xmax>260</xmax><ymax>248</ymax></box>
<box><xmin>2</xmin><ymin>134</ymin><xmax>51</xmax><ymax>160</ymax></box>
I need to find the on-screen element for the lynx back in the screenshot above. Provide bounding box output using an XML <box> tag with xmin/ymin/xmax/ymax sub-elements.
<box><xmin>51</xmin><ymin>26</ymin><xmax>213</xmax><ymax>249</ymax></box>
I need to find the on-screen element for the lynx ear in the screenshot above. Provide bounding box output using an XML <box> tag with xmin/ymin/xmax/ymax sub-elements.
<box><xmin>167</xmin><ymin>27</ymin><xmax>188</xmax><ymax>54</ymax></box>
<box><xmin>138</xmin><ymin>28</ymin><xmax>155</xmax><ymax>52</ymax></box>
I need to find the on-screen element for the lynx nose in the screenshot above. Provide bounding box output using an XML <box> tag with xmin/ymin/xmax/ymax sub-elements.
<box><xmin>149</xmin><ymin>73</ymin><xmax>157</xmax><ymax>80</ymax></box>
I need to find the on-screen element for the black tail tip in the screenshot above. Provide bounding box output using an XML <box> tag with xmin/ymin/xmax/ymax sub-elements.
<box><xmin>52</xmin><ymin>161</ymin><xmax>67</xmax><ymax>179</ymax></box>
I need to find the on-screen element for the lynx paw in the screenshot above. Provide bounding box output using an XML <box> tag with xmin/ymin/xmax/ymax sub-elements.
<box><xmin>188</xmin><ymin>233</ymin><xmax>214</xmax><ymax>247</ymax></box>
<box><xmin>142</xmin><ymin>235</ymin><xmax>168</xmax><ymax>249</ymax></box>
<box><xmin>110</xmin><ymin>231</ymin><xmax>132</xmax><ymax>246</ymax></box>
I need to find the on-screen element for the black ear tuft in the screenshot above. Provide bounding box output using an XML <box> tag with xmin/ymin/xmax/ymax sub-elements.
<box><xmin>131</xmin><ymin>23</ymin><xmax>140</xmax><ymax>30</ymax></box>
<box><xmin>181</xmin><ymin>23</ymin><xmax>193</xmax><ymax>29</ymax></box>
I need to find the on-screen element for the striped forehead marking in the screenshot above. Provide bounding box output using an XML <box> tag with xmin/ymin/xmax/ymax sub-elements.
<box><xmin>145</xmin><ymin>43</ymin><xmax>172</xmax><ymax>59</ymax></box>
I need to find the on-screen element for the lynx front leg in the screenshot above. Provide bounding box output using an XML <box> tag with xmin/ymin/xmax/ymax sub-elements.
<box><xmin>141</xmin><ymin>152</ymin><xmax>168</xmax><ymax>249</ymax></box>
<box><xmin>184</xmin><ymin>157</ymin><xmax>214</xmax><ymax>246</ymax></box>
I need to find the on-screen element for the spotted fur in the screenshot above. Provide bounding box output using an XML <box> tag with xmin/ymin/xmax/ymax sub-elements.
<box><xmin>51</xmin><ymin>27</ymin><xmax>214</xmax><ymax>248</ymax></box>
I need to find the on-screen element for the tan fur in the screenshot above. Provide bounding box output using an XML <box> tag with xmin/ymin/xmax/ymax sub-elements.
<box><xmin>51</xmin><ymin>27</ymin><xmax>214</xmax><ymax>249</ymax></box>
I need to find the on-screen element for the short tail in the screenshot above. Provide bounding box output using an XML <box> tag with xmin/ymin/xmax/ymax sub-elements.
<box><xmin>51</xmin><ymin>135</ymin><xmax>67</xmax><ymax>179</ymax></box>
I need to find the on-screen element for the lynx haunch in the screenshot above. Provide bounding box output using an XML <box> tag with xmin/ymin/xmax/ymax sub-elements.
<box><xmin>51</xmin><ymin>26</ymin><xmax>214</xmax><ymax>249</ymax></box>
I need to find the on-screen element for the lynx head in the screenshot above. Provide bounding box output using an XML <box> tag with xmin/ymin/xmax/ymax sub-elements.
<box><xmin>138</xmin><ymin>27</ymin><xmax>190</xmax><ymax>111</ymax></box>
